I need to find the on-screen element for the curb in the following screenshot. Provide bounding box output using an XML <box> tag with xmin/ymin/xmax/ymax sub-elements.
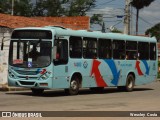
<box><xmin>0</xmin><ymin>84</ymin><xmax>29</xmax><ymax>91</ymax></box>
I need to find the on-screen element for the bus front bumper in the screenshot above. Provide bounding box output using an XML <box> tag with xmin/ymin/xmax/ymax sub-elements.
<box><xmin>8</xmin><ymin>77</ymin><xmax>53</xmax><ymax>89</ymax></box>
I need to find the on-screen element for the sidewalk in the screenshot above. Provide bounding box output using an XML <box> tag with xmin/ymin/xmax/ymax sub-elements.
<box><xmin>0</xmin><ymin>83</ymin><xmax>29</xmax><ymax>91</ymax></box>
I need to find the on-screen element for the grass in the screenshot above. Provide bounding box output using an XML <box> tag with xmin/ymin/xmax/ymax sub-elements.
<box><xmin>157</xmin><ymin>73</ymin><xmax>160</xmax><ymax>78</ymax></box>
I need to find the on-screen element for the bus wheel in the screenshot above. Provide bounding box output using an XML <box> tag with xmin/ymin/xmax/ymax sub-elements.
<box><xmin>125</xmin><ymin>74</ymin><xmax>135</xmax><ymax>92</ymax></box>
<box><xmin>65</xmin><ymin>77</ymin><xmax>79</xmax><ymax>95</ymax></box>
<box><xmin>31</xmin><ymin>88</ymin><xmax>44</xmax><ymax>95</ymax></box>
<box><xmin>117</xmin><ymin>74</ymin><xmax>135</xmax><ymax>92</ymax></box>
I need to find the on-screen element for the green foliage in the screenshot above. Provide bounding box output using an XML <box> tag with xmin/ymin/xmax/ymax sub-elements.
<box><xmin>0</xmin><ymin>0</ymin><xmax>96</xmax><ymax>17</ymax></box>
<box><xmin>0</xmin><ymin>0</ymin><xmax>11</xmax><ymax>14</ymax></box>
<box><xmin>111</xmin><ymin>28</ymin><xmax>122</xmax><ymax>33</ymax></box>
<box><xmin>14</xmin><ymin>0</ymin><xmax>33</xmax><ymax>17</ymax></box>
<box><xmin>32</xmin><ymin>0</ymin><xmax>46</xmax><ymax>16</ymax></box>
<box><xmin>158</xmin><ymin>61</ymin><xmax>160</xmax><ymax>78</ymax></box>
<box><xmin>145</xmin><ymin>23</ymin><xmax>160</xmax><ymax>41</ymax></box>
<box><xmin>0</xmin><ymin>0</ymin><xmax>98</xmax><ymax>27</ymax></box>
<box><xmin>131</xmin><ymin>0</ymin><xmax>155</xmax><ymax>10</ymax></box>
<box><xmin>66</xmin><ymin>0</ymin><xmax>95</xmax><ymax>16</ymax></box>
<box><xmin>33</xmin><ymin>0</ymin><xmax>66</xmax><ymax>16</ymax></box>
<box><xmin>0</xmin><ymin>0</ymin><xmax>32</xmax><ymax>16</ymax></box>
<box><xmin>90</xmin><ymin>14</ymin><xmax>103</xmax><ymax>26</ymax></box>
<box><xmin>131</xmin><ymin>0</ymin><xmax>155</xmax><ymax>34</ymax></box>
<box><xmin>158</xmin><ymin>61</ymin><xmax>160</xmax><ymax>67</ymax></box>
<box><xmin>46</xmin><ymin>0</ymin><xmax>65</xmax><ymax>16</ymax></box>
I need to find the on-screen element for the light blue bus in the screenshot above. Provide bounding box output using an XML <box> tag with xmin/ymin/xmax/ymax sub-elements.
<box><xmin>8</xmin><ymin>26</ymin><xmax>157</xmax><ymax>95</ymax></box>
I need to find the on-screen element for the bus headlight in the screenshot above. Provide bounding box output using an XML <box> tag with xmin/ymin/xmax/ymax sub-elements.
<box><xmin>8</xmin><ymin>70</ymin><xmax>18</xmax><ymax>79</ymax></box>
<box><xmin>41</xmin><ymin>74</ymin><xmax>48</xmax><ymax>80</ymax></box>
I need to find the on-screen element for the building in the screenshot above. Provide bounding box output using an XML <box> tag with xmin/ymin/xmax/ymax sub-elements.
<box><xmin>0</xmin><ymin>13</ymin><xmax>90</xmax><ymax>86</ymax></box>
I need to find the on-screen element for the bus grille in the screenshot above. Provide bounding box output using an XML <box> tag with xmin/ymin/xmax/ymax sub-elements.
<box><xmin>15</xmin><ymin>70</ymin><xmax>38</xmax><ymax>75</ymax></box>
<box><xmin>19</xmin><ymin>81</ymin><xmax>35</xmax><ymax>86</ymax></box>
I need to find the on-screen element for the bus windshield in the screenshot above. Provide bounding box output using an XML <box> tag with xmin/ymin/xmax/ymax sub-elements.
<box><xmin>9</xmin><ymin>40</ymin><xmax>52</xmax><ymax>68</ymax></box>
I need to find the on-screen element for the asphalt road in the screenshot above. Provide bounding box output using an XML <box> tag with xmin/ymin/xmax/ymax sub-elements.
<box><xmin>0</xmin><ymin>81</ymin><xmax>160</xmax><ymax>118</ymax></box>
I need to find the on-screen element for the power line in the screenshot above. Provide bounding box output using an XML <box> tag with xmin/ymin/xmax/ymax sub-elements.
<box><xmin>139</xmin><ymin>17</ymin><xmax>153</xmax><ymax>26</ymax></box>
<box><xmin>139</xmin><ymin>11</ymin><xmax>160</xmax><ymax>22</ymax></box>
<box><xmin>131</xmin><ymin>11</ymin><xmax>153</xmax><ymax>26</ymax></box>
<box><xmin>96</xmin><ymin>0</ymin><xmax>117</xmax><ymax>7</ymax></box>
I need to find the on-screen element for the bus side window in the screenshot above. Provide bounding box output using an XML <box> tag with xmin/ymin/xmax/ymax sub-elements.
<box><xmin>138</xmin><ymin>42</ymin><xmax>149</xmax><ymax>60</ymax></box>
<box><xmin>54</xmin><ymin>39</ymin><xmax>68</xmax><ymax>65</ymax></box>
<box><xmin>126</xmin><ymin>41</ymin><xmax>137</xmax><ymax>60</ymax></box>
<box><xmin>69</xmin><ymin>36</ymin><xmax>82</xmax><ymax>58</ymax></box>
<box><xmin>113</xmin><ymin>40</ymin><xmax>125</xmax><ymax>59</ymax></box>
<box><xmin>98</xmin><ymin>39</ymin><xmax>112</xmax><ymax>59</ymax></box>
<box><xmin>83</xmin><ymin>37</ymin><xmax>97</xmax><ymax>59</ymax></box>
<box><xmin>150</xmin><ymin>43</ymin><xmax>156</xmax><ymax>60</ymax></box>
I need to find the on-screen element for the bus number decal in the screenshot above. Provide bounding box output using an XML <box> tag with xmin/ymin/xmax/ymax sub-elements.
<box><xmin>74</xmin><ymin>62</ymin><xmax>82</xmax><ymax>67</ymax></box>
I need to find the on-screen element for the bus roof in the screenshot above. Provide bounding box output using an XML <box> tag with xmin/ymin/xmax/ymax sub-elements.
<box><xmin>13</xmin><ymin>26</ymin><xmax>157</xmax><ymax>43</ymax></box>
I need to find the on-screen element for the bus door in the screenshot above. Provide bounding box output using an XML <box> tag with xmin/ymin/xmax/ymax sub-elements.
<box><xmin>149</xmin><ymin>43</ymin><xmax>157</xmax><ymax>77</ymax></box>
<box><xmin>53</xmin><ymin>38</ymin><xmax>69</xmax><ymax>88</ymax></box>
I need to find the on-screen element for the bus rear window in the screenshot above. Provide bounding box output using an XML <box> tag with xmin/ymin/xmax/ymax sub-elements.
<box><xmin>11</xmin><ymin>30</ymin><xmax>52</xmax><ymax>39</ymax></box>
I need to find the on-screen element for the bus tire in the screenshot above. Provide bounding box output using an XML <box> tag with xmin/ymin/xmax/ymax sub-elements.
<box><xmin>125</xmin><ymin>74</ymin><xmax>135</xmax><ymax>92</ymax></box>
<box><xmin>65</xmin><ymin>76</ymin><xmax>79</xmax><ymax>95</ymax></box>
<box><xmin>31</xmin><ymin>88</ymin><xmax>44</xmax><ymax>95</ymax></box>
<box><xmin>117</xmin><ymin>74</ymin><xmax>135</xmax><ymax>92</ymax></box>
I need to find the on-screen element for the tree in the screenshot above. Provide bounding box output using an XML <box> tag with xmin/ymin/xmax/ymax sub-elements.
<box><xmin>33</xmin><ymin>0</ymin><xmax>66</xmax><ymax>16</ymax></box>
<box><xmin>0</xmin><ymin>0</ymin><xmax>33</xmax><ymax>16</ymax></box>
<box><xmin>111</xmin><ymin>28</ymin><xmax>122</xmax><ymax>33</ymax></box>
<box><xmin>90</xmin><ymin>14</ymin><xmax>103</xmax><ymax>26</ymax></box>
<box><xmin>0</xmin><ymin>0</ymin><xmax>11</xmax><ymax>14</ymax></box>
<box><xmin>32</xmin><ymin>0</ymin><xmax>46</xmax><ymax>16</ymax></box>
<box><xmin>145</xmin><ymin>23</ymin><xmax>160</xmax><ymax>41</ymax></box>
<box><xmin>45</xmin><ymin>0</ymin><xmax>65</xmax><ymax>16</ymax></box>
<box><xmin>0</xmin><ymin>0</ymin><xmax>96</xmax><ymax>17</ymax></box>
<box><xmin>66</xmin><ymin>0</ymin><xmax>95</xmax><ymax>16</ymax></box>
<box><xmin>131</xmin><ymin>0</ymin><xmax>155</xmax><ymax>35</ymax></box>
<box><xmin>14</xmin><ymin>0</ymin><xmax>33</xmax><ymax>17</ymax></box>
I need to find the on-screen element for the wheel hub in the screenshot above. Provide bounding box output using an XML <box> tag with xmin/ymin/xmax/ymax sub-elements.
<box><xmin>71</xmin><ymin>81</ymin><xmax>78</xmax><ymax>90</ymax></box>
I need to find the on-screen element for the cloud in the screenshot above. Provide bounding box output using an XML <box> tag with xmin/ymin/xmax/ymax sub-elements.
<box><xmin>138</xmin><ymin>1</ymin><xmax>160</xmax><ymax>30</ymax></box>
<box><xmin>88</xmin><ymin>0</ymin><xmax>160</xmax><ymax>34</ymax></box>
<box><xmin>141</xmin><ymin>2</ymin><xmax>159</xmax><ymax>21</ymax></box>
<box><xmin>87</xmin><ymin>7</ymin><xmax>123</xmax><ymax>16</ymax></box>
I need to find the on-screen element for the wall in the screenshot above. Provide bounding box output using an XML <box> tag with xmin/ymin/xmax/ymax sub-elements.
<box><xmin>0</xmin><ymin>32</ymin><xmax>10</xmax><ymax>85</ymax></box>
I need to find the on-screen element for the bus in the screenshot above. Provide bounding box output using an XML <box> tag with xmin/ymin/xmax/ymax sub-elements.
<box><xmin>8</xmin><ymin>26</ymin><xmax>157</xmax><ymax>95</ymax></box>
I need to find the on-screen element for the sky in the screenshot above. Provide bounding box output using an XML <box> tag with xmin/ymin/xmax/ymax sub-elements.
<box><xmin>31</xmin><ymin>0</ymin><xmax>159</xmax><ymax>35</ymax></box>
<box><xmin>87</xmin><ymin>0</ymin><xmax>160</xmax><ymax>35</ymax></box>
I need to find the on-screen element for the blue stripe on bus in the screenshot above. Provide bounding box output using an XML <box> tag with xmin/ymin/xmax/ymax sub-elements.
<box><xmin>104</xmin><ymin>59</ymin><xmax>120</xmax><ymax>86</ymax></box>
<box><xmin>141</xmin><ymin>60</ymin><xmax>150</xmax><ymax>75</ymax></box>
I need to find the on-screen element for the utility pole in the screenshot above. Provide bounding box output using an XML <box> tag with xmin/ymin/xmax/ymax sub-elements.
<box><xmin>11</xmin><ymin>0</ymin><xmax>14</xmax><ymax>15</ymax></box>
<box><xmin>101</xmin><ymin>22</ymin><xmax>106</xmax><ymax>33</ymax></box>
<box><xmin>124</xmin><ymin>0</ymin><xmax>132</xmax><ymax>35</ymax></box>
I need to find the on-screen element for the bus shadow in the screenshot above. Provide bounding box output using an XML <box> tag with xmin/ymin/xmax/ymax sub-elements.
<box><xmin>6</xmin><ymin>87</ymin><xmax>154</xmax><ymax>97</ymax></box>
